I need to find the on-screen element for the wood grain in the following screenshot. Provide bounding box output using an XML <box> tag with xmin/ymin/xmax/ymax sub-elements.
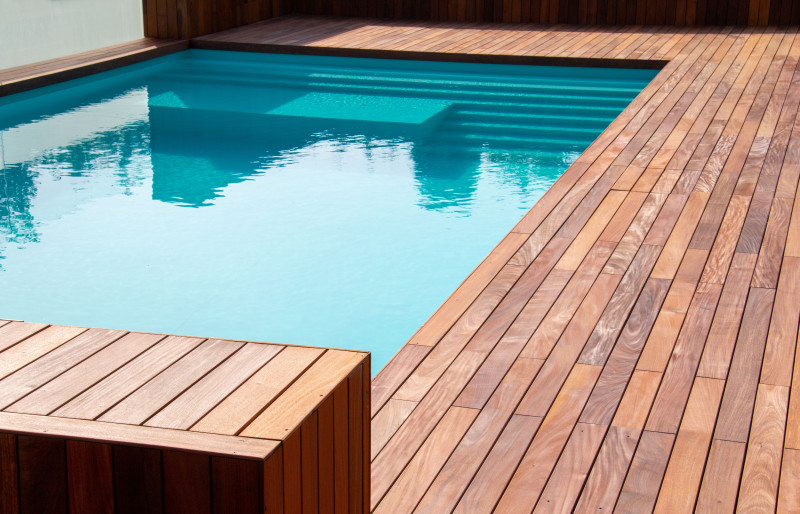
<box><xmin>113</xmin><ymin>445</ymin><xmax>163</xmax><ymax>514</ymax></box>
<box><xmin>66</xmin><ymin>441</ymin><xmax>115</xmax><ymax>513</ymax></box>
<box><xmin>696</xmin><ymin>439</ymin><xmax>746</xmax><ymax>513</ymax></box>
<box><xmin>653</xmin><ymin>377</ymin><xmax>724</xmax><ymax>513</ymax></box>
<box><xmin>0</xmin><ymin>434</ymin><xmax>18</xmax><ymax>514</ymax></box>
<box><xmin>737</xmin><ymin>383</ymin><xmax>789</xmax><ymax>512</ymax></box>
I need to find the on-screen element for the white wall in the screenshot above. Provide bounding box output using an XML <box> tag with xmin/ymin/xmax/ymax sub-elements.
<box><xmin>0</xmin><ymin>0</ymin><xmax>143</xmax><ymax>69</ymax></box>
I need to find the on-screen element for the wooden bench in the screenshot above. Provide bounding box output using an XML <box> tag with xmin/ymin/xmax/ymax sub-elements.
<box><xmin>0</xmin><ymin>320</ymin><xmax>370</xmax><ymax>513</ymax></box>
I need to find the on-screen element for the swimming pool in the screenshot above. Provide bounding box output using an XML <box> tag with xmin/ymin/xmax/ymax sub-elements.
<box><xmin>0</xmin><ymin>50</ymin><xmax>656</xmax><ymax>373</ymax></box>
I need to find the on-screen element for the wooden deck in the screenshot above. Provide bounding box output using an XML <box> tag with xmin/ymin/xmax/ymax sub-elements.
<box><xmin>194</xmin><ymin>16</ymin><xmax>800</xmax><ymax>513</ymax></box>
<box><xmin>0</xmin><ymin>38</ymin><xmax>187</xmax><ymax>97</ymax></box>
<box><xmin>0</xmin><ymin>320</ymin><xmax>370</xmax><ymax>513</ymax></box>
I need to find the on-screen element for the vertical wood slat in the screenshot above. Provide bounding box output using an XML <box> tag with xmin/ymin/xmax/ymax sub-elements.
<box><xmin>141</xmin><ymin>0</ymin><xmax>789</xmax><ymax>40</ymax></box>
<box><xmin>301</xmin><ymin>412</ymin><xmax>319</xmax><ymax>514</ymax></box>
<box><xmin>17</xmin><ymin>436</ymin><xmax>68</xmax><ymax>514</ymax></box>
<box><xmin>66</xmin><ymin>441</ymin><xmax>115</xmax><ymax>513</ymax></box>
<box><xmin>212</xmin><ymin>457</ymin><xmax>261</xmax><ymax>513</ymax></box>
<box><xmin>113</xmin><ymin>446</ymin><xmax>163</xmax><ymax>514</ymax></box>
<box><xmin>349</xmin><ymin>364</ymin><xmax>365</xmax><ymax>514</ymax></box>
<box><xmin>264</xmin><ymin>446</ymin><xmax>284</xmax><ymax>513</ymax></box>
<box><xmin>0</xmin><ymin>434</ymin><xmax>18</xmax><ymax>514</ymax></box>
<box><xmin>283</xmin><ymin>430</ymin><xmax>302</xmax><ymax>513</ymax></box>
<box><xmin>318</xmin><ymin>395</ymin><xmax>336</xmax><ymax>514</ymax></box>
<box><xmin>333</xmin><ymin>380</ymin><xmax>350</xmax><ymax>514</ymax></box>
<box><xmin>163</xmin><ymin>451</ymin><xmax>211</xmax><ymax>514</ymax></box>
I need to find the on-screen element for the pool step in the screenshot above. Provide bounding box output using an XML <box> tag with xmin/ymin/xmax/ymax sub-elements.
<box><xmin>187</xmin><ymin>52</ymin><xmax>656</xmax><ymax>92</ymax></box>
<box><xmin>444</xmin><ymin>110</ymin><xmax>612</xmax><ymax>131</ymax></box>
<box><xmin>161</xmin><ymin>62</ymin><xmax>649</xmax><ymax>97</ymax></box>
<box><xmin>152</xmin><ymin>71</ymin><xmax>639</xmax><ymax>108</ymax></box>
<box><xmin>426</xmin><ymin>130</ymin><xmax>596</xmax><ymax>150</ymax></box>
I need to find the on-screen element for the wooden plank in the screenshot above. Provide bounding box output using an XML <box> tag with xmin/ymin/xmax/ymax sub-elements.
<box><xmin>611</xmin><ymin>369</ymin><xmax>663</xmax><ymax>430</ymax></box>
<box><xmin>0</xmin><ymin>434</ymin><xmax>19</xmax><ymax>514</ymax></box>
<box><xmin>453</xmin><ymin>414</ymin><xmax>542</xmax><ymax>513</ymax></box>
<box><xmin>574</xmin><ymin>425</ymin><xmax>639</xmax><ymax>512</ymax></box>
<box><xmin>53</xmin><ymin>335</ymin><xmax>202</xmax><ymax>420</ymax></box>
<box><xmin>779</xmin><ymin>449</ymin><xmax>800</xmax><ymax>513</ymax></box>
<box><xmin>534</xmin><ymin>422</ymin><xmax>606</xmax><ymax>512</ymax></box>
<box><xmin>518</xmin><ymin>274</ymin><xmax>619</xmax><ymax>414</ymax></box>
<box><xmin>496</xmin><ymin>364</ymin><xmax>601</xmax><ymax>512</ymax></box>
<box><xmin>650</xmin><ymin>190</ymin><xmax>710</xmax><ymax>279</ymax></box>
<box><xmin>696</xmin><ymin>439</ymin><xmax>746</xmax><ymax>513</ymax></box>
<box><xmin>283</xmin><ymin>429</ymin><xmax>302</xmax><ymax>513</ymax></box>
<box><xmin>66</xmin><ymin>441</ymin><xmax>114</xmax><ymax>513</ymax></box>
<box><xmin>636</xmin><ymin>248</ymin><xmax>707</xmax><ymax>372</ymax></box>
<box><xmin>372</xmin><ymin>406</ymin><xmax>477</xmax><ymax>512</ymax></box>
<box><xmin>578</xmin><ymin>244</ymin><xmax>663</xmax><ymax>366</ymax></box>
<box><xmin>0</xmin><ymin>412</ymin><xmax>278</xmax><ymax>459</ymax></box>
<box><xmin>616</xmin><ymin>431</ymin><xmax>675</xmax><ymax>513</ymax></box>
<box><xmin>348</xmin><ymin>365</ymin><xmax>365</xmax><ymax>514</ymax></box>
<box><xmin>371</xmin><ymin>399</ymin><xmax>417</xmax><ymax>459</ymax></box>
<box><xmin>696</xmin><ymin>252</ymin><xmax>756</xmax><ymax>379</ymax></box>
<box><xmin>98</xmin><ymin>338</ymin><xmax>242</xmax><ymax>425</ymax></box>
<box><xmin>714</xmin><ymin>287</ymin><xmax>775</xmax><ymax>442</ymax></box>
<box><xmin>761</xmin><ymin>256</ymin><xmax>800</xmax><ymax>387</ymax></box>
<box><xmin>7</xmin><ymin>332</ymin><xmax>164</xmax><ymax>416</ymax></box>
<box><xmin>17</xmin><ymin>435</ymin><xmax>67</xmax><ymax>514</ymax></box>
<box><xmin>371</xmin><ymin>344</ymin><xmax>430</xmax><ymax>414</ymax></box>
<box><xmin>0</xmin><ymin>328</ymin><xmax>122</xmax><ymax>409</ymax></box>
<box><xmin>653</xmin><ymin>377</ymin><xmax>724</xmax><ymax>513</ymax></box>
<box><xmin>163</xmin><ymin>451</ymin><xmax>211</xmax><ymax>514</ymax></box>
<box><xmin>415</xmin><ymin>357</ymin><xmax>542</xmax><ymax>512</ymax></box>
<box><xmin>212</xmin><ymin>457</ymin><xmax>260</xmax><ymax>513</ymax></box>
<box><xmin>113</xmin><ymin>445</ymin><xmax>163</xmax><ymax>514</ymax></box>
<box><xmin>333</xmin><ymin>380</ymin><xmax>349</xmax><ymax>514</ymax></box>
<box><xmin>145</xmin><ymin>342</ymin><xmax>282</xmax><ymax>430</ymax></box>
<box><xmin>580</xmin><ymin>278</ymin><xmax>670</xmax><ymax>424</ymax></box>
<box><xmin>241</xmin><ymin>350</ymin><xmax>366</xmax><ymax>439</ymax></box>
<box><xmin>263</xmin><ymin>446</ymin><xmax>284</xmax><ymax>514</ymax></box>
<box><xmin>302</xmin><ymin>411</ymin><xmax>319</xmax><ymax>514</ymax></box>
<box><xmin>0</xmin><ymin>322</ymin><xmax>48</xmax><ymax>353</ymax></box>
<box><xmin>0</xmin><ymin>325</ymin><xmax>87</xmax><ymax>381</ymax></box>
<box><xmin>318</xmin><ymin>394</ymin><xmax>335</xmax><ymax>514</ymax></box>
<box><xmin>737</xmin><ymin>383</ymin><xmax>789</xmax><ymax>512</ymax></box>
<box><xmin>554</xmin><ymin>190</ymin><xmax>627</xmax><ymax>270</ymax></box>
<box><xmin>192</xmin><ymin>345</ymin><xmax>322</xmax><ymax>435</ymax></box>
<box><xmin>645</xmin><ymin>282</ymin><xmax>721</xmax><ymax>434</ymax></box>
<box><xmin>522</xmin><ymin>241</ymin><xmax>614</xmax><ymax>361</ymax></box>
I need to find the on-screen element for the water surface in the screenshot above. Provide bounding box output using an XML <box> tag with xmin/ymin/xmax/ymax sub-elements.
<box><xmin>0</xmin><ymin>50</ymin><xmax>657</xmax><ymax>372</ymax></box>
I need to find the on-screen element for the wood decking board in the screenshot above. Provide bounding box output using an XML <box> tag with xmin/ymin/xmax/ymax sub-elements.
<box><xmin>191</xmin><ymin>16</ymin><xmax>800</xmax><ymax>513</ymax></box>
<box><xmin>3</xmin><ymin>14</ymin><xmax>800</xmax><ymax>513</ymax></box>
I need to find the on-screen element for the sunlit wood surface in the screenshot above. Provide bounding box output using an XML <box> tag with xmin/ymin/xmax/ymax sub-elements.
<box><xmin>197</xmin><ymin>16</ymin><xmax>800</xmax><ymax>513</ymax></box>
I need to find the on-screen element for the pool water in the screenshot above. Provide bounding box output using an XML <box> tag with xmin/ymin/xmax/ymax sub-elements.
<box><xmin>0</xmin><ymin>50</ymin><xmax>656</xmax><ymax>373</ymax></box>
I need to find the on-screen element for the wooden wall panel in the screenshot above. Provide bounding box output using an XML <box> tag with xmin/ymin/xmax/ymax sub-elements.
<box><xmin>66</xmin><ymin>441</ymin><xmax>115</xmax><ymax>513</ymax></box>
<box><xmin>142</xmin><ymin>0</ymin><xmax>800</xmax><ymax>39</ymax></box>
<box><xmin>113</xmin><ymin>446</ymin><xmax>163</xmax><ymax>514</ymax></box>
<box><xmin>296</xmin><ymin>0</ymin><xmax>798</xmax><ymax>24</ymax></box>
<box><xmin>17</xmin><ymin>436</ymin><xmax>68</xmax><ymax>514</ymax></box>
<box><xmin>0</xmin><ymin>434</ymin><xmax>19</xmax><ymax>514</ymax></box>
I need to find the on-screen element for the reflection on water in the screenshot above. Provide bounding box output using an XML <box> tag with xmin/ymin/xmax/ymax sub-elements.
<box><xmin>0</xmin><ymin>50</ymin><xmax>655</xmax><ymax>371</ymax></box>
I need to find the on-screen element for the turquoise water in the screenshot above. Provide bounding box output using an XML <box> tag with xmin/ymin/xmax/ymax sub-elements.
<box><xmin>0</xmin><ymin>50</ymin><xmax>656</xmax><ymax>373</ymax></box>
